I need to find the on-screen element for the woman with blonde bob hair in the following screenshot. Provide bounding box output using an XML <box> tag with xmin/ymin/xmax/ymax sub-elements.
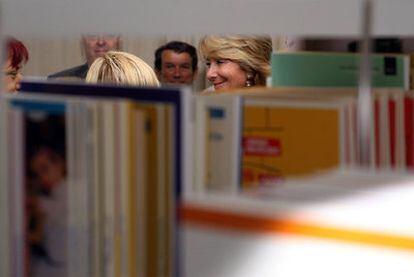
<box><xmin>199</xmin><ymin>35</ymin><xmax>272</xmax><ymax>91</ymax></box>
<box><xmin>86</xmin><ymin>51</ymin><xmax>160</xmax><ymax>86</ymax></box>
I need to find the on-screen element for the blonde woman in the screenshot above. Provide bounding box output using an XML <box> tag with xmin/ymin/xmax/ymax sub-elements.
<box><xmin>86</xmin><ymin>51</ymin><xmax>160</xmax><ymax>86</ymax></box>
<box><xmin>199</xmin><ymin>35</ymin><xmax>272</xmax><ymax>91</ymax></box>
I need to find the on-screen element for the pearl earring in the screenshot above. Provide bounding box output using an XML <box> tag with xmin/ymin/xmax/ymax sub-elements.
<box><xmin>246</xmin><ymin>73</ymin><xmax>254</xmax><ymax>87</ymax></box>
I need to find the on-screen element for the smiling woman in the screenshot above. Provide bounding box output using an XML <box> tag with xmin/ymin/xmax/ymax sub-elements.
<box><xmin>199</xmin><ymin>35</ymin><xmax>272</xmax><ymax>91</ymax></box>
<box><xmin>3</xmin><ymin>37</ymin><xmax>29</xmax><ymax>93</ymax></box>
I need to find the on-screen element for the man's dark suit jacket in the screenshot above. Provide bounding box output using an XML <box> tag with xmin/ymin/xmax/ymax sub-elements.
<box><xmin>48</xmin><ymin>63</ymin><xmax>89</xmax><ymax>79</ymax></box>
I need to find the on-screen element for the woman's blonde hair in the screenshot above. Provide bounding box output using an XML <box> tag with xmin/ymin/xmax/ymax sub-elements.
<box><xmin>199</xmin><ymin>35</ymin><xmax>272</xmax><ymax>86</ymax></box>
<box><xmin>86</xmin><ymin>51</ymin><xmax>160</xmax><ymax>87</ymax></box>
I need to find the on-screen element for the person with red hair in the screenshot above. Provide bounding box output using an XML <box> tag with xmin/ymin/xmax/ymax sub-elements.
<box><xmin>3</xmin><ymin>37</ymin><xmax>29</xmax><ymax>93</ymax></box>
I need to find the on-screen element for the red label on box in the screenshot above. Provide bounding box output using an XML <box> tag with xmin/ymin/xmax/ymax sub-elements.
<box><xmin>243</xmin><ymin>137</ymin><xmax>281</xmax><ymax>156</ymax></box>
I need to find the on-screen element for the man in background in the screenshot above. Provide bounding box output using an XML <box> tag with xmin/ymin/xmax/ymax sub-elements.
<box><xmin>48</xmin><ymin>34</ymin><xmax>121</xmax><ymax>79</ymax></box>
<box><xmin>154</xmin><ymin>41</ymin><xmax>198</xmax><ymax>86</ymax></box>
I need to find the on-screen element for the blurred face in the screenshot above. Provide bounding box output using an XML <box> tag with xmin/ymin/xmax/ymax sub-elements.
<box><xmin>3</xmin><ymin>59</ymin><xmax>23</xmax><ymax>93</ymax></box>
<box><xmin>157</xmin><ymin>50</ymin><xmax>197</xmax><ymax>85</ymax></box>
<box><xmin>83</xmin><ymin>35</ymin><xmax>120</xmax><ymax>65</ymax></box>
<box><xmin>30</xmin><ymin>149</ymin><xmax>65</xmax><ymax>191</ymax></box>
<box><xmin>206</xmin><ymin>59</ymin><xmax>247</xmax><ymax>91</ymax></box>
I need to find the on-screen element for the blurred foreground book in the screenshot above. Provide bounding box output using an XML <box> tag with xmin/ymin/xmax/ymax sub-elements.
<box><xmin>182</xmin><ymin>168</ymin><xmax>414</xmax><ymax>277</ymax></box>
<box><xmin>0</xmin><ymin>80</ymin><xmax>192</xmax><ymax>277</ymax></box>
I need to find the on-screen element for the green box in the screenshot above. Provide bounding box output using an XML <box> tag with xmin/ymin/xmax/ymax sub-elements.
<box><xmin>271</xmin><ymin>52</ymin><xmax>409</xmax><ymax>89</ymax></box>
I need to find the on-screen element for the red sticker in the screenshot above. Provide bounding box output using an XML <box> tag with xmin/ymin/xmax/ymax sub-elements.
<box><xmin>243</xmin><ymin>137</ymin><xmax>281</xmax><ymax>156</ymax></box>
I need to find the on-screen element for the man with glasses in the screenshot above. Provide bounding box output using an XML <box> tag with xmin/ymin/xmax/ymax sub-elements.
<box><xmin>48</xmin><ymin>34</ymin><xmax>121</xmax><ymax>79</ymax></box>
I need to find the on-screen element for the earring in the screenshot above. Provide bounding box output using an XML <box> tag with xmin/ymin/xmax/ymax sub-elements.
<box><xmin>246</xmin><ymin>73</ymin><xmax>254</xmax><ymax>87</ymax></box>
